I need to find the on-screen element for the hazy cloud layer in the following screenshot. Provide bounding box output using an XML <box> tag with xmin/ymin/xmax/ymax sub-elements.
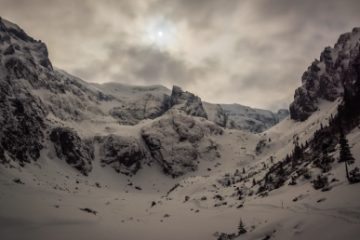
<box><xmin>1</xmin><ymin>0</ymin><xmax>360</xmax><ymax>110</ymax></box>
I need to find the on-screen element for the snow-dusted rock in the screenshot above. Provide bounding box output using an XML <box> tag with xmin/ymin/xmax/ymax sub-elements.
<box><xmin>141</xmin><ymin>113</ymin><xmax>222</xmax><ymax>177</ymax></box>
<box><xmin>109</xmin><ymin>93</ymin><xmax>171</xmax><ymax>125</ymax></box>
<box><xmin>0</xmin><ymin>83</ymin><xmax>46</xmax><ymax>164</ymax></box>
<box><xmin>50</xmin><ymin>127</ymin><xmax>94</xmax><ymax>175</ymax></box>
<box><xmin>98</xmin><ymin>135</ymin><xmax>148</xmax><ymax>175</ymax></box>
<box><xmin>0</xmin><ymin>17</ymin><xmax>50</xmax><ymax>165</ymax></box>
<box><xmin>203</xmin><ymin>103</ymin><xmax>228</xmax><ymax>127</ymax></box>
<box><xmin>221</xmin><ymin>104</ymin><xmax>286</xmax><ymax>133</ymax></box>
<box><xmin>170</xmin><ymin>85</ymin><xmax>208</xmax><ymax>118</ymax></box>
<box><xmin>94</xmin><ymin>82</ymin><xmax>171</xmax><ymax>125</ymax></box>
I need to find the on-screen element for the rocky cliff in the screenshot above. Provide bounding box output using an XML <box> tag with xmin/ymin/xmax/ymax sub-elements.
<box><xmin>290</xmin><ymin>28</ymin><xmax>360</xmax><ymax>121</ymax></box>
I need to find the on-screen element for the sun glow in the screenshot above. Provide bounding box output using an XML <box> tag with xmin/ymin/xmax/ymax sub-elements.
<box><xmin>143</xmin><ymin>17</ymin><xmax>178</xmax><ymax>49</ymax></box>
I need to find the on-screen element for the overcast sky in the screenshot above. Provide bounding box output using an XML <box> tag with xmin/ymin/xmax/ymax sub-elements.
<box><xmin>1</xmin><ymin>0</ymin><xmax>360</xmax><ymax>110</ymax></box>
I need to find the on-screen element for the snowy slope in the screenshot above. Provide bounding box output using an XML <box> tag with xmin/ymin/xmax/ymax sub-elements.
<box><xmin>1</xmin><ymin>101</ymin><xmax>359</xmax><ymax>240</ymax></box>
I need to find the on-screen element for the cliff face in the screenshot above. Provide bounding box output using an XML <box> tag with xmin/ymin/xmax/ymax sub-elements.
<box><xmin>290</xmin><ymin>28</ymin><xmax>360</xmax><ymax>121</ymax></box>
<box><xmin>0</xmin><ymin>18</ymin><xmax>51</xmax><ymax>165</ymax></box>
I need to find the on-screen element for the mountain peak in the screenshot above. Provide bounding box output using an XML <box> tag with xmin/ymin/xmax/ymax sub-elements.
<box><xmin>0</xmin><ymin>17</ymin><xmax>53</xmax><ymax>73</ymax></box>
<box><xmin>290</xmin><ymin>27</ymin><xmax>360</xmax><ymax>121</ymax></box>
<box><xmin>170</xmin><ymin>85</ymin><xmax>208</xmax><ymax>118</ymax></box>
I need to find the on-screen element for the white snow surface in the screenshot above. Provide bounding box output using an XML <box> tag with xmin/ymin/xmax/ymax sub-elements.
<box><xmin>1</xmin><ymin>96</ymin><xmax>359</xmax><ymax>240</ymax></box>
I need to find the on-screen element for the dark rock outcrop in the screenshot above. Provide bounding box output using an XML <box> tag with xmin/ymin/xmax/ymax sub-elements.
<box><xmin>290</xmin><ymin>27</ymin><xmax>360</xmax><ymax>121</ymax></box>
<box><xmin>0</xmin><ymin>17</ymin><xmax>54</xmax><ymax>165</ymax></box>
<box><xmin>98</xmin><ymin>135</ymin><xmax>147</xmax><ymax>175</ymax></box>
<box><xmin>50</xmin><ymin>127</ymin><xmax>93</xmax><ymax>175</ymax></box>
<box><xmin>0</xmin><ymin>85</ymin><xmax>46</xmax><ymax>164</ymax></box>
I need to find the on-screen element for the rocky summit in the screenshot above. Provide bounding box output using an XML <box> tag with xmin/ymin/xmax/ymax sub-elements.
<box><xmin>290</xmin><ymin>27</ymin><xmax>360</xmax><ymax>121</ymax></box>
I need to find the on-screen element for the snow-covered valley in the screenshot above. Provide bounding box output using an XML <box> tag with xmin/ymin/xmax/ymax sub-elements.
<box><xmin>0</xmin><ymin>17</ymin><xmax>360</xmax><ymax>240</ymax></box>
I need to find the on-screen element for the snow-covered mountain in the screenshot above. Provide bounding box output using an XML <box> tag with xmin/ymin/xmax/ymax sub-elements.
<box><xmin>0</xmin><ymin>15</ymin><xmax>289</xmax><ymax>175</ymax></box>
<box><xmin>0</xmin><ymin>17</ymin><xmax>360</xmax><ymax>240</ymax></box>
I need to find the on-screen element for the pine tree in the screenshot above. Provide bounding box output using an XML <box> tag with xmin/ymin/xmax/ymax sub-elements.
<box><xmin>319</xmin><ymin>150</ymin><xmax>332</xmax><ymax>173</ymax></box>
<box><xmin>339</xmin><ymin>130</ymin><xmax>355</xmax><ymax>182</ymax></box>
<box><xmin>238</xmin><ymin>218</ymin><xmax>247</xmax><ymax>235</ymax></box>
<box><xmin>293</xmin><ymin>144</ymin><xmax>303</xmax><ymax>161</ymax></box>
<box><xmin>252</xmin><ymin>178</ymin><xmax>256</xmax><ymax>186</ymax></box>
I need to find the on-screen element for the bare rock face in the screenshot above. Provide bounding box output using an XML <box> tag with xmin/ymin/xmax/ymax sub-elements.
<box><xmin>141</xmin><ymin>113</ymin><xmax>222</xmax><ymax>177</ymax></box>
<box><xmin>0</xmin><ymin>18</ymin><xmax>52</xmax><ymax>82</ymax></box>
<box><xmin>0</xmin><ymin>17</ymin><xmax>50</xmax><ymax>165</ymax></box>
<box><xmin>0</xmin><ymin>84</ymin><xmax>46</xmax><ymax>164</ymax></box>
<box><xmin>290</xmin><ymin>28</ymin><xmax>360</xmax><ymax>121</ymax></box>
<box><xmin>98</xmin><ymin>135</ymin><xmax>148</xmax><ymax>175</ymax></box>
<box><xmin>170</xmin><ymin>86</ymin><xmax>208</xmax><ymax>118</ymax></box>
<box><xmin>50</xmin><ymin>127</ymin><xmax>94</xmax><ymax>175</ymax></box>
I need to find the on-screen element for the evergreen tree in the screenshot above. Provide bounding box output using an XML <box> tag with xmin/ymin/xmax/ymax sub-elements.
<box><xmin>238</xmin><ymin>218</ymin><xmax>247</xmax><ymax>235</ymax></box>
<box><xmin>339</xmin><ymin>131</ymin><xmax>355</xmax><ymax>164</ymax></box>
<box><xmin>278</xmin><ymin>161</ymin><xmax>285</xmax><ymax>176</ymax></box>
<box><xmin>293</xmin><ymin>144</ymin><xmax>303</xmax><ymax>161</ymax></box>
<box><xmin>339</xmin><ymin>130</ymin><xmax>355</xmax><ymax>182</ymax></box>
<box><xmin>319</xmin><ymin>150</ymin><xmax>332</xmax><ymax>172</ymax></box>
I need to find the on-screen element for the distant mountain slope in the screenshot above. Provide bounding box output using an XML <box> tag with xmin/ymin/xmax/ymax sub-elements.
<box><xmin>204</xmin><ymin>102</ymin><xmax>288</xmax><ymax>133</ymax></box>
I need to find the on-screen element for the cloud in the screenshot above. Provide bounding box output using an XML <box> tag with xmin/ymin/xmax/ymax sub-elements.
<box><xmin>147</xmin><ymin>0</ymin><xmax>242</xmax><ymax>30</ymax></box>
<box><xmin>73</xmin><ymin>43</ymin><xmax>214</xmax><ymax>88</ymax></box>
<box><xmin>1</xmin><ymin>0</ymin><xmax>360</xmax><ymax>111</ymax></box>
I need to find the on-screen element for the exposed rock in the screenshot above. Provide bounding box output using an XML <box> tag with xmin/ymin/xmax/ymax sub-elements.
<box><xmin>0</xmin><ymin>79</ymin><xmax>46</xmax><ymax>164</ymax></box>
<box><xmin>0</xmin><ymin>18</ymin><xmax>56</xmax><ymax>166</ymax></box>
<box><xmin>79</xmin><ymin>208</ymin><xmax>97</xmax><ymax>215</ymax></box>
<box><xmin>290</xmin><ymin>27</ymin><xmax>360</xmax><ymax>121</ymax></box>
<box><xmin>170</xmin><ymin>86</ymin><xmax>208</xmax><ymax>118</ymax></box>
<box><xmin>50</xmin><ymin>127</ymin><xmax>93</xmax><ymax>175</ymax></box>
<box><xmin>97</xmin><ymin>135</ymin><xmax>147</xmax><ymax>175</ymax></box>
